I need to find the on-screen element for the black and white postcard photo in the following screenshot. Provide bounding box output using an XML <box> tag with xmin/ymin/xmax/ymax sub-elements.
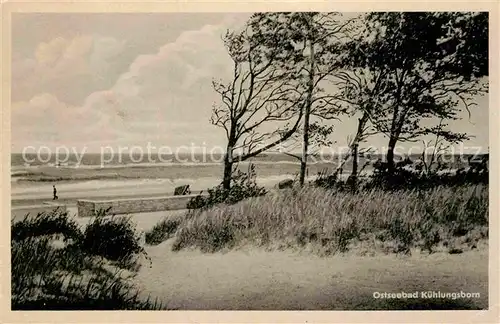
<box><xmin>1</xmin><ymin>1</ymin><xmax>498</xmax><ymax>323</ymax></box>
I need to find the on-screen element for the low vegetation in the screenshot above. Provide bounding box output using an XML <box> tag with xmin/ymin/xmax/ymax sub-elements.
<box><xmin>80</xmin><ymin>208</ymin><xmax>150</xmax><ymax>271</ymax></box>
<box><xmin>314</xmin><ymin>157</ymin><xmax>489</xmax><ymax>192</ymax></box>
<box><xmin>11</xmin><ymin>208</ymin><xmax>166</xmax><ymax>310</ymax></box>
<box><xmin>145</xmin><ymin>165</ymin><xmax>266</xmax><ymax>246</ymax></box>
<box><xmin>187</xmin><ymin>165</ymin><xmax>267</xmax><ymax>211</ymax></box>
<box><xmin>147</xmin><ymin>182</ymin><xmax>488</xmax><ymax>256</ymax></box>
<box><xmin>145</xmin><ymin>217</ymin><xmax>182</xmax><ymax>246</ymax></box>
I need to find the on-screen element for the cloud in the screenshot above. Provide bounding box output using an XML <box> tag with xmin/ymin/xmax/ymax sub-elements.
<box><xmin>12</xmin><ymin>34</ymin><xmax>127</xmax><ymax>104</ymax></box>
<box><xmin>73</xmin><ymin>20</ymin><xmax>246</xmax><ymax>148</ymax></box>
<box><xmin>35</xmin><ymin>35</ymin><xmax>91</xmax><ymax>68</ymax></box>
<box><xmin>11</xmin><ymin>18</ymin><xmax>247</xmax><ymax>151</ymax></box>
<box><xmin>11</xmin><ymin>93</ymin><xmax>127</xmax><ymax>151</ymax></box>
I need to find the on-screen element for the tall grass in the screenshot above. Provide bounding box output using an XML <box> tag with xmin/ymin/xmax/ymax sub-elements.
<box><xmin>11</xmin><ymin>209</ymin><xmax>166</xmax><ymax>310</ymax></box>
<box><xmin>145</xmin><ymin>217</ymin><xmax>182</xmax><ymax>245</ymax></box>
<box><xmin>148</xmin><ymin>184</ymin><xmax>488</xmax><ymax>255</ymax></box>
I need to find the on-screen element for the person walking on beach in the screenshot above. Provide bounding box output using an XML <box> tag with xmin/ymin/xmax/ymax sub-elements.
<box><xmin>53</xmin><ymin>185</ymin><xmax>58</xmax><ymax>200</ymax></box>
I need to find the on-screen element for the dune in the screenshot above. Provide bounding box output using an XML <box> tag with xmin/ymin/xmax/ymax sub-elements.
<box><xmin>10</xmin><ymin>194</ymin><xmax>489</xmax><ymax>311</ymax></box>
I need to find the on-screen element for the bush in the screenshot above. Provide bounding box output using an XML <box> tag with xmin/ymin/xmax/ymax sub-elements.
<box><xmin>314</xmin><ymin>157</ymin><xmax>489</xmax><ymax>193</ymax></box>
<box><xmin>80</xmin><ymin>208</ymin><xmax>149</xmax><ymax>270</ymax></box>
<box><xmin>172</xmin><ymin>215</ymin><xmax>236</xmax><ymax>253</ymax></box>
<box><xmin>187</xmin><ymin>164</ymin><xmax>267</xmax><ymax>210</ymax></box>
<box><xmin>12</xmin><ymin>240</ymin><xmax>164</xmax><ymax>310</ymax></box>
<box><xmin>13</xmin><ymin>288</ymin><xmax>166</xmax><ymax>310</ymax></box>
<box><xmin>142</xmin><ymin>165</ymin><xmax>269</xmax><ymax>248</ymax></box>
<box><xmin>11</xmin><ymin>208</ymin><xmax>163</xmax><ymax>310</ymax></box>
<box><xmin>363</xmin><ymin>160</ymin><xmax>488</xmax><ymax>191</ymax></box>
<box><xmin>314</xmin><ymin>169</ymin><xmax>355</xmax><ymax>192</ymax></box>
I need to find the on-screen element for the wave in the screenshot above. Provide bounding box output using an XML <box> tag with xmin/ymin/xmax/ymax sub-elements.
<box><xmin>13</xmin><ymin>159</ymin><xmax>341</xmax><ymax>171</ymax></box>
<box><xmin>59</xmin><ymin>160</ymin><xmax>304</xmax><ymax>169</ymax></box>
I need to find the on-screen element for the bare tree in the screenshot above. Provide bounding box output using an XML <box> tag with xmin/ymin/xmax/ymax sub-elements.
<box><xmin>211</xmin><ymin>28</ymin><xmax>304</xmax><ymax>190</ymax></box>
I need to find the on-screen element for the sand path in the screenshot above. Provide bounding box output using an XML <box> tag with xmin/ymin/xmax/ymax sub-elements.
<box><xmin>135</xmin><ymin>242</ymin><xmax>488</xmax><ymax>310</ymax></box>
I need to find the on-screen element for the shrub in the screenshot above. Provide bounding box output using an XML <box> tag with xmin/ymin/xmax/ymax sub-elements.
<box><xmin>11</xmin><ymin>209</ymin><xmax>163</xmax><ymax>310</ymax></box>
<box><xmin>11</xmin><ymin>237</ymin><xmax>164</xmax><ymax>310</ymax></box>
<box><xmin>187</xmin><ymin>164</ymin><xmax>267</xmax><ymax>210</ymax></box>
<box><xmin>80</xmin><ymin>209</ymin><xmax>149</xmax><ymax>270</ymax></box>
<box><xmin>13</xmin><ymin>284</ymin><xmax>166</xmax><ymax>310</ymax></box>
<box><xmin>363</xmin><ymin>159</ymin><xmax>489</xmax><ymax>191</ymax></box>
<box><xmin>314</xmin><ymin>156</ymin><xmax>489</xmax><ymax>193</ymax></box>
<box><xmin>314</xmin><ymin>171</ymin><xmax>356</xmax><ymax>193</ymax></box>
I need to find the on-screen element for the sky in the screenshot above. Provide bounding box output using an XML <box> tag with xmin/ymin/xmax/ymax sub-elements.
<box><xmin>11</xmin><ymin>13</ymin><xmax>489</xmax><ymax>154</ymax></box>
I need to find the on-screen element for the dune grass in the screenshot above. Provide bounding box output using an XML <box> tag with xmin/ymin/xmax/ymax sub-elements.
<box><xmin>11</xmin><ymin>209</ymin><xmax>166</xmax><ymax>310</ymax></box>
<box><xmin>146</xmin><ymin>184</ymin><xmax>488</xmax><ymax>255</ymax></box>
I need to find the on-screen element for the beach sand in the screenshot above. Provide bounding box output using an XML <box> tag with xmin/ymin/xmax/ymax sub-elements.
<box><xmin>10</xmin><ymin>174</ymin><xmax>298</xmax><ymax>207</ymax></box>
<box><xmin>11</xmin><ymin>178</ymin><xmax>213</xmax><ymax>207</ymax></box>
<box><xmin>135</xmin><ymin>241</ymin><xmax>488</xmax><ymax>310</ymax></box>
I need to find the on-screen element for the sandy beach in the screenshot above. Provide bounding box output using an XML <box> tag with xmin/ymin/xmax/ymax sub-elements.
<box><xmin>10</xmin><ymin>164</ymin><xmax>489</xmax><ymax>311</ymax></box>
<box><xmin>134</xmin><ymin>240</ymin><xmax>488</xmax><ymax>310</ymax></box>
<box><xmin>10</xmin><ymin>163</ymin><xmax>301</xmax><ymax>207</ymax></box>
<box><xmin>9</xmin><ymin>154</ymin><xmax>469</xmax><ymax>208</ymax></box>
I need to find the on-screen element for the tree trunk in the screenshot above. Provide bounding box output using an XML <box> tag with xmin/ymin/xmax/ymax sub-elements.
<box><xmin>351</xmin><ymin>143</ymin><xmax>359</xmax><ymax>179</ymax></box>
<box><xmin>350</xmin><ymin>117</ymin><xmax>365</xmax><ymax>180</ymax></box>
<box><xmin>299</xmin><ymin>17</ymin><xmax>315</xmax><ymax>187</ymax></box>
<box><xmin>349</xmin><ymin>114</ymin><xmax>370</xmax><ymax>190</ymax></box>
<box><xmin>299</xmin><ymin>107</ymin><xmax>311</xmax><ymax>186</ymax></box>
<box><xmin>386</xmin><ymin>136</ymin><xmax>398</xmax><ymax>174</ymax></box>
<box><xmin>222</xmin><ymin>130</ymin><xmax>235</xmax><ymax>190</ymax></box>
<box><xmin>222</xmin><ymin>154</ymin><xmax>233</xmax><ymax>191</ymax></box>
<box><xmin>386</xmin><ymin>72</ymin><xmax>405</xmax><ymax>175</ymax></box>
